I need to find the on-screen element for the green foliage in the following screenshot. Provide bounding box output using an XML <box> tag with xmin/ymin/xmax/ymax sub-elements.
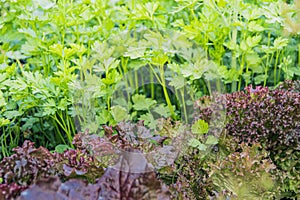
<box><xmin>132</xmin><ymin>94</ymin><xmax>157</xmax><ymax>111</ymax></box>
<box><xmin>0</xmin><ymin>0</ymin><xmax>300</xmax><ymax>198</ymax></box>
<box><xmin>191</xmin><ymin>119</ymin><xmax>209</xmax><ymax>134</ymax></box>
<box><xmin>209</xmin><ymin>143</ymin><xmax>280</xmax><ymax>200</ymax></box>
<box><xmin>54</xmin><ymin>144</ymin><xmax>72</xmax><ymax>153</ymax></box>
<box><xmin>188</xmin><ymin>120</ymin><xmax>219</xmax><ymax>170</ymax></box>
<box><xmin>282</xmin><ymin>0</ymin><xmax>300</xmax><ymax>35</ymax></box>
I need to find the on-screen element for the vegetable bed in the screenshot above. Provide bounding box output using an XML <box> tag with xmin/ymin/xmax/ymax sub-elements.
<box><xmin>0</xmin><ymin>0</ymin><xmax>299</xmax><ymax>199</ymax></box>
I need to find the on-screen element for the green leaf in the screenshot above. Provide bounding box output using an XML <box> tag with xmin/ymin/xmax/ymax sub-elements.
<box><xmin>112</xmin><ymin>97</ymin><xmax>128</xmax><ymax>108</ymax></box>
<box><xmin>144</xmin><ymin>31</ymin><xmax>164</xmax><ymax>50</ymax></box>
<box><xmin>170</xmin><ymin>32</ymin><xmax>192</xmax><ymax>50</ymax></box>
<box><xmin>0</xmin><ymin>118</ymin><xmax>10</xmax><ymax>127</ymax></box>
<box><xmin>111</xmin><ymin>106</ymin><xmax>129</xmax><ymax>122</ymax></box>
<box><xmin>224</xmin><ymin>40</ymin><xmax>239</xmax><ymax>51</ymax></box>
<box><xmin>225</xmin><ymin>68</ymin><xmax>240</xmax><ymax>83</ymax></box>
<box><xmin>134</xmin><ymin>2</ymin><xmax>159</xmax><ymax>20</ymax></box>
<box><xmin>139</xmin><ymin>113</ymin><xmax>157</xmax><ymax>129</ymax></box>
<box><xmin>240</xmin><ymin>40</ymin><xmax>248</xmax><ymax>51</ymax></box>
<box><xmin>171</xmin><ymin>19</ymin><xmax>185</xmax><ymax>27</ymax></box>
<box><xmin>42</xmin><ymin>98</ymin><xmax>57</xmax><ymax>116</ymax></box>
<box><xmin>0</xmin><ymin>90</ymin><xmax>6</xmax><ymax>107</ymax></box>
<box><xmin>153</xmin><ymin>104</ymin><xmax>171</xmax><ymax>118</ymax></box>
<box><xmin>101</xmin><ymin>70</ymin><xmax>121</xmax><ymax>85</ymax></box>
<box><xmin>4</xmin><ymin>111</ymin><xmax>23</xmax><ymax>120</ymax></box>
<box><xmin>33</xmin><ymin>0</ymin><xmax>55</xmax><ymax>9</ymax></box>
<box><xmin>273</xmin><ymin>37</ymin><xmax>289</xmax><ymax>49</ymax></box>
<box><xmin>49</xmin><ymin>44</ymin><xmax>63</xmax><ymax>57</ymax></box>
<box><xmin>124</xmin><ymin>46</ymin><xmax>146</xmax><ymax>59</ymax></box>
<box><xmin>250</xmin><ymin>65</ymin><xmax>264</xmax><ymax>74</ymax></box>
<box><xmin>132</xmin><ymin>94</ymin><xmax>156</xmax><ymax>111</ymax></box>
<box><xmin>246</xmin><ymin>53</ymin><xmax>261</xmax><ymax>65</ymax></box>
<box><xmin>188</xmin><ymin>138</ymin><xmax>202</xmax><ymax>148</ymax></box>
<box><xmin>191</xmin><ymin>119</ymin><xmax>209</xmax><ymax>134</ymax></box>
<box><xmin>64</xmin><ymin>47</ymin><xmax>77</xmax><ymax>59</ymax></box>
<box><xmin>18</xmin><ymin>28</ymin><xmax>37</xmax><ymax>38</ymax></box>
<box><xmin>289</xmin><ymin>66</ymin><xmax>300</xmax><ymax>76</ymax></box>
<box><xmin>97</xmin><ymin>110</ymin><xmax>112</xmax><ymax>125</ymax></box>
<box><xmin>181</xmin><ymin>63</ymin><xmax>205</xmax><ymax>80</ymax></box>
<box><xmin>246</xmin><ymin>35</ymin><xmax>261</xmax><ymax>48</ymax></box>
<box><xmin>21</xmin><ymin>117</ymin><xmax>39</xmax><ymax>131</ymax></box>
<box><xmin>254</xmin><ymin>74</ymin><xmax>266</xmax><ymax>85</ymax></box>
<box><xmin>55</xmin><ymin>144</ymin><xmax>72</xmax><ymax>153</ymax></box>
<box><xmin>150</xmin><ymin>52</ymin><xmax>169</xmax><ymax>66</ymax></box>
<box><xmin>0</xmin><ymin>73</ymin><xmax>6</xmax><ymax>83</ymax></box>
<box><xmin>260</xmin><ymin>172</ymin><xmax>275</xmax><ymax>190</ymax></box>
<box><xmin>248</xmin><ymin>21</ymin><xmax>264</xmax><ymax>32</ymax></box>
<box><xmin>6</xmin><ymin>51</ymin><xmax>27</xmax><ymax>60</ymax></box>
<box><xmin>197</xmin><ymin>143</ymin><xmax>207</xmax><ymax>151</ymax></box>
<box><xmin>58</xmin><ymin>98</ymin><xmax>69</xmax><ymax>111</ymax></box>
<box><xmin>204</xmin><ymin>62</ymin><xmax>221</xmax><ymax>80</ymax></box>
<box><xmin>242</xmin><ymin>72</ymin><xmax>252</xmax><ymax>83</ymax></box>
<box><xmin>84</xmin><ymin>122</ymin><xmax>99</xmax><ymax>133</ymax></box>
<box><xmin>169</xmin><ymin>75</ymin><xmax>185</xmax><ymax>89</ymax></box>
<box><xmin>127</xmin><ymin>59</ymin><xmax>148</xmax><ymax>70</ymax></box>
<box><xmin>103</xmin><ymin>57</ymin><xmax>120</xmax><ymax>72</ymax></box>
<box><xmin>205</xmin><ymin>135</ymin><xmax>218</xmax><ymax>145</ymax></box>
<box><xmin>188</xmin><ymin>138</ymin><xmax>207</xmax><ymax>150</ymax></box>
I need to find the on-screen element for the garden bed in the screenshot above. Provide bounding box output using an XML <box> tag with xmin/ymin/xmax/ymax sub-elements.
<box><xmin>0</xmin><ymin>0</ymin><xmax>300</xmax><ymax>199</ymax></box>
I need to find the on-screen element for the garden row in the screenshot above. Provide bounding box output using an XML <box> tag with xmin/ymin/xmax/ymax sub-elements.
<box><xmin>0</xmin><ymin>80</ymin><xmax>299</xmax><ymax>199</ymax></box>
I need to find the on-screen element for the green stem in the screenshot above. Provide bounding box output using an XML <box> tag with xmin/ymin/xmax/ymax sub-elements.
<box><xmin>121</xmin><ymin>57</ymin><xmax>131</xmax><ymax>104</ymax></box>
<box><xmin>161</xmin><ymin>81</ymin><xmax>175</xmax><ymax>119</ymax></box>
<box><xmin>141</xmin><ymin>72</ymin><xmax>145</xmax><ymax>94</ymax></box>
<box><xmin>200</xmin><ymin>79</ymin><xmax>208</xmax><ymax>95</ymax></box>
<box><xmin>65</xmin><ymin>113</ymin><xmax>71</xmax><ymax>136</ymax></box>
<box><xmin>134</xmin><ymin>70</ymin><xmax>138</xmax><ymax>90</ymax></box>
<box><xmin>180</xmin><ymin>88</ymin><xmax>188</xmax><ymax>123</ymax></box>
<box><xmin>265</xmin><ymin>51</ymin><xmax>274</xmax><ymax>86</ymax></box>
<box><xmin>150</xmin><ymin>64</ymin><xmax>175</xmax><ymax>119</ymax></box>
<box><xmin>1</xmin><ymin>128</ymin><xmax>8</xmax><ymax>157</ymax></box>
<box><xmin>51</xmin><ymin>113</ymin><xmax>73</xmax><ymax>147</ymax></box>
<box><xmin>172</xmin><ymin>70</ymin><xmax>180</xmax><ymax>102</ymax></box>
<box><xmin>298</xmin><ymin>44</ymin><xmax>300</xmax><ymax>67</ymax></box>
<box><xmin>53</xmin><ymin>117</ymin><xmax>67</xmax><ymax>144</ymax></box>
<box><xmin>107</xmin><ymin>96</ymin><xmax>111</xmax><ymax>111</ymax></box>
<box><xmin>245</xmin><ymin>62</ymin><xmax>250</xmax><ymax>87</ymax></box>
<box><xmin>149</xmin><ymin>64</ymin><xmax>162</xmax><ymax>85</ymax></box>
<box><xmin>207</xmin><ymin>80</ymin><xmax>212</xmax><ymax>95</ymax></box>
<box><xmin>230</xmin><ymin>0</ymin><xmax>239</xmax><ymax>93</ymax></box>
<box><xmin>274</xmin><ymin>50</ymin><xmax>280</xmax><ymax>85</ymax></box>
<box><xmin>277</xmin><ymin>52</ymin><xmax>284</xmax><ymax>83</ymax></box>
<box><xmin>217</xmin><ymin>79</ymin><xmax>221</xmax><ymax>93</ymax></box>
<box><xmin>238</xmin><ymin>53</ymin><xmax>245</xmax><ymax>91</ymax></box>
<box><xmin>150</xmin><ymin>70</ymin><xmax>154</xmax><ymax>99</ymax></box>
<box><xmin>160</xmin><ymin>68</ymin><xmax>175</xmax><ymax>117</ymax></box>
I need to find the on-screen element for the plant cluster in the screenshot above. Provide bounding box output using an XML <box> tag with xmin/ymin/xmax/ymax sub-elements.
<box><xmin>195</xmin><ymin>80</ymin><xmax>300</xmax><ymax>198</ymax></box>
<box><xmin>0</xmin><ymin>125</ymin><xmax>173</xmax><ymax>199</ymax></box>
<box><xmin>166</xmin><ymin>147</ymin><xmax>215</xmax><ymax>200</ymax></box>
<box><xmin>0</xmin><ymin>0</ymin><xmax>300</xmax><ymax>199</ymax></box>
<box><xmin>16</xmin><ymin>172</ymin><xmax>170</xmax><ymax>200</ymax></box>
<box><xmin>1</xmin><ymin>102</ymin><xmax>300</xmax><ymax>199</ymax></box>
<box><xmin>1</xmin><ymin>0</ymin><xmax>300</xmax><ymax>159</ymax></box>
<box><xmin>209</xmin><ymin>143</ymin><xmax>279</xmax><ymax>199</ymax></box>
<box><xmin>0</xmin><ymin>140</ymin><xmax>56</xmax><ymax>186</ymax></box>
